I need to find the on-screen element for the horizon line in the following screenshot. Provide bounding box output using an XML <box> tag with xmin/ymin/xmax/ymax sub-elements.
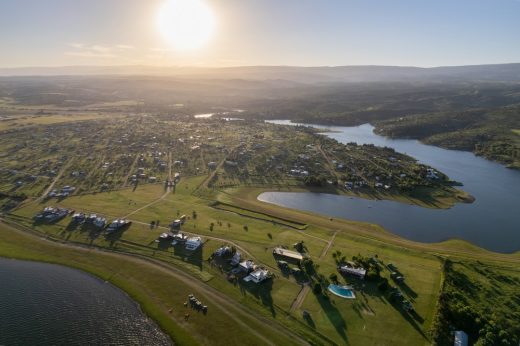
<box><xmin>1</xmin><ymin>62</ymin><xmax>520</xmax><ymax>71</ymax></box>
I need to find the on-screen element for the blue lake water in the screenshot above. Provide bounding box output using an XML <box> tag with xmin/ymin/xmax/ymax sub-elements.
<box><xmin>261</xmin><ymin>120</ymin><xmax>520</xmax><ymax>253</ymax></box>
<box><xmin>0</xmin><ymin>258</ymin><xmax>171</xmax><ymax>346</ymax></box>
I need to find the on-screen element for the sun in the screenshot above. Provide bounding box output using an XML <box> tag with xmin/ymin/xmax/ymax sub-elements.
<box><xmin>157</xmin><ymin>0</ymin><xmax>216</xmax><ymax>51</ymax></box>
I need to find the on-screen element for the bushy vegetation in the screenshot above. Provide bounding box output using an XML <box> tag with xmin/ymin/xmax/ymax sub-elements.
<box><xmin>431</xmin><ymin>259</ymin><xmax>520</xmax><ymax>346</ymax></box>
<box><xmin>375</xmin><ymin>106</ymin><xmax>520</xmax><ymax>169</ymax></box>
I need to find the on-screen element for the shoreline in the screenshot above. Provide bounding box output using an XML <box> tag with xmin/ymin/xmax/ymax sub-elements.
<box><xmin>0</xmin><ymin>218</ymin><xmax>307</xmax><ymax>346</ymax></box>
<box><xmin>252</xmin><ymin>189</ymin><xmax>516</xmax><ymax>254</ymax></box>
<box><xmin>0</xmin><ymin>256</ymin><xmax>174</xmax><ymax>345</ymax></box>
<box><xmin>218</xmin><ymin>186</ymin><xmax>520</xmax><ymax>257</ymax></box>
<box><xmin>274</xmin><ymin>119</ymin><xmax>518</xmax><ymax>171</ymax></box>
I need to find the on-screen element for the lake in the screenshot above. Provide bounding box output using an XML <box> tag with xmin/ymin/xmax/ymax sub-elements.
<box><xmin>261</xmin><ymin>120</ymin><xmax>520</xmax><ymax>253</ymax></box>
<box><xmin>0</xmin><ymin>258</ymin><xmax>171</xmax><ymax>346</ymax></box>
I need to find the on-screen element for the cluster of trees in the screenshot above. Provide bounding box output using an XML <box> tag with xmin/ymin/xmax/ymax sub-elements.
<box><xmin>430</xmin><ymin>259</ymin><xmax>520</xmax><ymax>346</ymax></box>
<box><xmin>303</xmin><ymin>175</ymin><xmax>328</xmax><ymax>187</ymax></box>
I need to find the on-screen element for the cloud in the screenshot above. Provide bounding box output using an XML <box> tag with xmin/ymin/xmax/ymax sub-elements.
<box><xmin>64</xmin><ymin>43</ymin><xmax>136</xmax><ymax>59</ymax></box>
<box><xmin>149</xmin><ymin>47</ymin><xmax>176</xmax><ymax>53</ymax></box>
<box><xmin>116</xmin><ymin>44</ymin><xmax>135</xmax><ymax>50</ymax></box>
<box><xmin>64</xmin><ymin>51</ymin><xmax>116</xmax><ymax>59</ymax></box>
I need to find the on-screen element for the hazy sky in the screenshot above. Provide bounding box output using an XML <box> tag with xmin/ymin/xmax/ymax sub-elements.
<box><xmin>1</xmin><ymin>0</ymin><xmax>519</xmax><ymax>68</ymax></box>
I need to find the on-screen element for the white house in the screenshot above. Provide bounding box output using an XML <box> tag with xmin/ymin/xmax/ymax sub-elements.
<box><xmin>239</xmin><ymin>260</ymin><xmax>255</xmax><ymax>273</ymax></box>
<box><xmin>244</xmin><ymin>268</ymin><xmax>270</xmax><ymax>283</ymax></box>
<box><xmin>339</xmin><ymin>265</ymin><xmax>367</xmax><ymax>279</ymax></box>
<box><xmin>185</xmin><ymin>237</ymin><xmax>202</xmax><ymax>251</ymax></box>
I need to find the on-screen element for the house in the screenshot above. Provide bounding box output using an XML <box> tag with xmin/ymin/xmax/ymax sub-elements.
<box><xmin>85</xmin><ymin>213</ymin><xmax>98</xmax><ymax>224</ymax></box>
<box><xmin>62</xmin><ymin>186</ymin><xmax>75</xmax><ymax>193</ymax></box>
<box><xmin>148</xmin><ymin>176</ymin><xmax>157</xmax><ymax>183</ymax></box>
<box><xmin>185</xmin><ymin>237</ymin><xmax>202</xmax><ymax>251</ymax></box>
<box><xmin>172</xmin><ymin>233</ymin><xmax>188</xmax><ymax>245</ymax></box>
<box><xmin>338</xmin><ymin>264</ymin><xmax>367</xmax><ymax>279</ymax></box>
<box><xmin>171</xmin><ymin>219</ymin><xmax>182</xmax><ymax>229</ymax></box>
<box><xmin>159</xmin><ymin>232</ymin><xmax>174</xmax><ymax>241</ymax></box>
<box><xmin>34</xmin><ymin>206</ymin><xmax>69</xmax><ymax>223</ymax></box>
<box><xmin>273</xmin><ymin>247</ymin><xmax>304</xmax><ymax>262</ymax></box>
<box><xmin>454</xmin><ymin>331</ymin><xmax>468</xmax><ymax>346</ymax></box>
<box><xmin>214</xmin><ymin>246</ymin><xmax>232</xmax><ymax>257</ymax></box>
<box><xmin>93</xmin><ymin>216</ymin><xmax>106</xmax><ymax>229</ymax></box>
<box><xmin>207</xmin><ymin>161</ymin><xmax>217</xmax><ymax>169</ymax></box>
<box><xmin>72</xmin><ymin>212</ymin><xmax>85</xmax><ymax>222</ymax></box>
<box><xmin>426</xmin><ymin>168</ymin><xmax>439</xmax><ymax>180</ymax></box>
<box><xmin>244</xmin><ymin>268</ymin><xmax>270</xmax><ymax>283</ymax></box>
<box><xmin>239</xmin><ymin>260</ymin><xmax>255</xmax><ymax>273</ymax></box>
<box><xmin>106</xmin><ymin>219</ymin><xmax>131</xmax><ymax>233</ymax></box>
<box><xmin>230</xmin><ymin>251</ymin><xmax>241</xmax><ymax>266</ymax></box>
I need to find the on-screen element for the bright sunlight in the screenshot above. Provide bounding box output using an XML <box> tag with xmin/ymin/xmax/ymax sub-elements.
<box><xmin>157</xmin><ymin>0</ymin><xmax>216</xmax><ymax>51</ymax></box>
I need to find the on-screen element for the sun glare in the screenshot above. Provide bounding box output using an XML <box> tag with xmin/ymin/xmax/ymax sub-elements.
<box><xmin>157</xmin><ymin>0</ymin><xmax>216</xmax><ymax>51</ymax></box>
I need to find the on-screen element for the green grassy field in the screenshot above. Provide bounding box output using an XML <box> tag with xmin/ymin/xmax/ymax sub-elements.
<box><xmin>5</xmin><ymin>175</ymin><xmax>518</xmax><ymax>345</ymax></box>
<box><xmin>0</xmin><ymin>221</ymin><xmax>303</xmax><ymax>346</ymax></box>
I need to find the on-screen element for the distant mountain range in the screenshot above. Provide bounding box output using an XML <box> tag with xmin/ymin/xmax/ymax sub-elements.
<box><xmin>1</xmin><ymin>63</ymin><xmax>520</xmax><ymax>83</ymax></box>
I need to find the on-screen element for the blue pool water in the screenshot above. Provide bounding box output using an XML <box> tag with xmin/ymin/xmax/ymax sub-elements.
<box><xmin>328</xmin><ymin>284</ymin><xmax>356</xmax><ymax>299</ymax></box>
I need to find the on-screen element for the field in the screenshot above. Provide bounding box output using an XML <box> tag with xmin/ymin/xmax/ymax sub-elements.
<box><xmin>2</xmin><ymin>172</ymin><xmax>519</xmax><ymax>345</ymax></box>
<box><xmin>0</xmin><ymin>112</ymin><xmax>519</xmax><ymax>345</ymax></box>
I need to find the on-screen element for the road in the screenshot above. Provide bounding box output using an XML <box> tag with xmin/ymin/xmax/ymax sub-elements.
<box><xmin>37</xmin><ymin>157</ymin><xmax>74</xmax><ymax>202</ymax></box>
<box><xmin>121</xmin><ymin>154</ymin><xmax>140</xmax><ymax>188</ymax></box>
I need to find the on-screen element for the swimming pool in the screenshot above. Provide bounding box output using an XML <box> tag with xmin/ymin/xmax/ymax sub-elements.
<box><xmin>328</xmin><ymin>284</ymin><xmax>356</xmax><ymax>299</ymax></box>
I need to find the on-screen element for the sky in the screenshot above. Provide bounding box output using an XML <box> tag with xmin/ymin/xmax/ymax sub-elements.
<box><xmin>1</xmin><ymin>0</ymin><xmax>520</xmax><ymax>68</ymax></box>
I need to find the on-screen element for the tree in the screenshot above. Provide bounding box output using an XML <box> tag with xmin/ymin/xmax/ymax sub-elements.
<box><xmin>313</xmin><ymin>282</ymin><xmax>322</xmax><ymax>295</ymax></box>
<box><xmin>377</xmin><ymin>278</ymin><xmax>390</xmax><ymax>292</ymax></box>
<box><xmin>192</xmin><ymin>210</ymin><xmax>197</xmax><ymax>219</ymax></box>
<box><xmin>302</xmin><ymin>258</ymin><xmax>316</xmax><ymax>276</ymax></box>
<box><xmin>366</xmin><ymin>267</ymin><xmax>381</xmax><ymax>281</ymax></box>
<box><xmin>329</xmin><ymin>273</ymin><xmax>338</xmax><ymax>284</ymax></box>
